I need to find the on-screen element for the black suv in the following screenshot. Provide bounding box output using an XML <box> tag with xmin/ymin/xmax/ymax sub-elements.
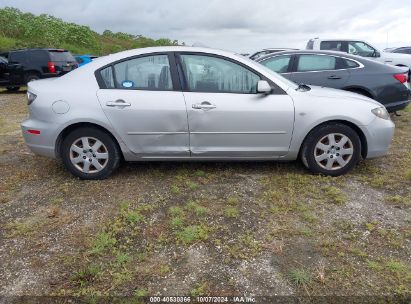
<box><xmin>0</xmin><ymin>48</ymin><xmax>78</xmax><ymax>91</ymax></box>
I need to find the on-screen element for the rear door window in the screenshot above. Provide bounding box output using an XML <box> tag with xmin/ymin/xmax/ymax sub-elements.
<box><xmin>320</xmin><ymin>41</ymin><xmax>343</xmax><ymax>51</ymax></box>
<box><xmin>297</xmin><ymin>55</ymin><xmax>337</xmax><ymax>72</ymax></box>
<box><xmin>113</xmin><ymin>54</ymin><xmax>173</xmax><ymax>90</ymax></box>
<box><xmin>260</xmin><ymin>55</ymin><xmax>292</xmax><ymax>73</ymax></box>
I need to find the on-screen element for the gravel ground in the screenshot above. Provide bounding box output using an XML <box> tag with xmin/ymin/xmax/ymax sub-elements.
<box><xmin>0</xmin><ymin>90</ymin><xmax>410</xmax><ymax>302</ymax></box>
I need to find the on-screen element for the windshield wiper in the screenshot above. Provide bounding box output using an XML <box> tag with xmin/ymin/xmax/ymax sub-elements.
<box><xmin>296</xmin><ymin>83</ymin><xmax>311</xmax><ymax>92</ymax></box>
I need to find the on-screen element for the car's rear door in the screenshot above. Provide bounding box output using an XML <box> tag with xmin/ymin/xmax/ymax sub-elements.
<box><xmin>96</xmin><ymin>53</ymin><xmax>190</xmax><ymax>157</ymax></box>
<box><xmin>177</xmin><ymin>53</ymin><xmax>294</xmax><ymax>158</ymax></box>
<box><xmin>289</xmin><ymin>54</ymin><xmax>350</xmax><ymax>88</ymax></box>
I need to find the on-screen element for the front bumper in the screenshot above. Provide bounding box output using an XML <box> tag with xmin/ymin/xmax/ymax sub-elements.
<box><xmin>360</xmin><ymin>116</ymin><xmax>395</xmax><ymax>159</ymax></box>
<box><xmin>384</xmin><ymin>99</ymin><xmax>410</xmax><ymax>112</ymax></box>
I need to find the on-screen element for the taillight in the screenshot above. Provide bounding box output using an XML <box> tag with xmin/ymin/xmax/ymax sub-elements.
<box><xmin>48</xmin><ymin>61</ymin><xmax>56</xmax><ymax>73</ymax></box>
<box><xmin>393</xmin><ymin>73</ymin><xmax>408</xmax><ymax>83</ymax></box>
<box><xmin>27</xmin><ymin>129</ymin><xmax>41</xmax><ymax>135</ymax></box>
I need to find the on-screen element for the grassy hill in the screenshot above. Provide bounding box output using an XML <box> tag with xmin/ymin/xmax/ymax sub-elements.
<box><xmin>0</xmin><ymin>7</ymin><xmax>179</xmax><ymax>55</ymax></box>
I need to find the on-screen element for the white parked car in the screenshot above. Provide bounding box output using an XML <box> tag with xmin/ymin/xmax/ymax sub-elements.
<box><xmin>306</xmin><ymin>38</ymin><xmax>411</xmax><ymax>71</ymax></box>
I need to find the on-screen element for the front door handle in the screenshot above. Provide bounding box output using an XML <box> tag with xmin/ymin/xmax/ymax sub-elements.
<box><xmin>328</xmin><ymin>75</ymin><xmax>342</xmax><ymax>80</ymax></box>
<box><xmin>192</xmin><ymin>101</ymin><xmax>216</xmax><ymax>110</ymax></box>
<box><xmin>106</xmin><ymin>99</ymin><xmax>131</xmax><ymax>107</ymax></box>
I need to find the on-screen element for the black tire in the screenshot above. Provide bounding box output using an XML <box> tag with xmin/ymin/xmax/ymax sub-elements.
<box><xmin>301</xmin><ymin>123</ymin><xmax>361</xmax><ymax>176</ymax></box>
<box><xmin>25</xmin><ymin>73</ymin><xmax>40</xmax><ymax>83</ymax></box>
<box><xmin>6</xmin><ymin>86</ymin><xmax>20</xmax><ymax>92</ymax></box>
<box><xmin>61</xmin><ymin>127</ymin><xmax>121</xmax><ymax>180</ymax></box>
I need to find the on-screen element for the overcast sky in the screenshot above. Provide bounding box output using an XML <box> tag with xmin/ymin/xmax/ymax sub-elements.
<box><xmin>1</xmin><ymin>0</ymin><xmax>411</xmax><ymax>53</ymax></box>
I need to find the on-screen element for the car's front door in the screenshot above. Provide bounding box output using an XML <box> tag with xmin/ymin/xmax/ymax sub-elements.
<box><xmin>289</xmin><ymin>54</ymin><xmax>350</xmax><ymax>88</ymax></box>
<box><xmin>177</xmin><ymin>53</ymin><xmax>295</xmax><ymax>158</ymax></box>
<box><xmin>96</xmin><ymin>53</ymin><xmax>190</xmax><ymax>157</ymax></box>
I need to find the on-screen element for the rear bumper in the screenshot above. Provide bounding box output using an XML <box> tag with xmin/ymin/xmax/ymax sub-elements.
<box><xmin>384</xmin><ymin>99</ymin><xmax>410</xmax><ymax>112</ymax></box>
<box><xmin>361</xmin><ymin>117</ymin><xmax>395</xmax><ymax>159</ymax></box>
<box><xmin>21</xmin><ymin>118</ymin><xmax>58</xmax><ymax>158</ymax></box>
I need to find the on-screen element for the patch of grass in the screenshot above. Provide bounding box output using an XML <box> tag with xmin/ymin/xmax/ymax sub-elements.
<box><xmin>169</xmin><ymin>206</ymin><xmax>184</xmax><ymax>217</ymax></box>
<box><xmin>195</xmin><ymin>170</ymin><xmax>206</xmax><ymax>177</ymax></box>
<box><xmin>227</xmin><ymin>232</ymin><xmax>261</xmax><ymax>260</ymax></box>
<box><xmin>158</xmin><ymin>264</ymin><xmax>171</xmax><ymax>276</ymax></box>
<box><xmin>89</xmin><ymin>232</ymin><xmax>116</xmax><ymax>255</ymax></box>
<box><xmin>406</xmin><ymin>169</ymin><xmax>411</xmax><ymax>181</ymax></box>
<box><xmin>170</xmin><ymin>216</ymin><xmax>185</xmax><ymax>229</ymax></box>
<box><xmin>322</xmin><ymin>186</ymin><xmax>346</xmax><ymax>205</ymax></box>
<box><xmin>134</xmin><ymin>288</ymin><xmax>148</xmax><ymax>297</ymax></box>
<box><xmin>125</xmin><ymin>210</ymin><xmax>143</xmax><ymax>224</ymax></box>
<box><xmin>190</xmin><ymin>282</ymin><xmax>208</xmax><ymax>297</ymax></box>
<box><xmin>176</xmin><ymin>225</ymin><xmax>209</xmax><ymax>245</ymax></box>
<box><xmin>186</xmin><ymin>200</ymin><xmax>208</xmax><ymax>217</ymax></box>
<box><xmin>349</xmin><ymin>247</ymin><xmax>368</xmax><ymax>259</ymax></box>
<box><xmin>366</xmin><ymin>260</ymin><xmax>383</xmax><ymax>271</ymax></box>
<box><xmin>385</xmin><ymin>260</ymin><xmax>407</xmax><ymax>274</ymax></box>
<box><xmin>385</xmin><ymin>195</ymin><xmax>411</xmax><ymax>206</ymax></box>
<box><xmin>365</xmin><ymin>221</ymin><xmax>378</xmax><ymax>232</ymax></box>
<box><xmin>186</xmin><ymin>181</ymin><xmax>199</xmax><ymax>190</ymax></box>
<box><xmin>301</xmin><ymin>211</ymin><xmax>318</xmax><ymax>223</ymax></box>
<box><xmin>224</xmin><ymin>206</ymin><xmax>239</xmax><ymax>218</ymax></box>
<box><xmin>289</xmin><ymin>269</ymin><xmax>312</xmax><ymax>285</ymax></box>
<box><xmin>171</xmin><ymin>185</ymin><xmax>181</xmax><ymax>194</ymax></box>
<box><xmin>115</xmin><ymin>252</ymin><xmax>130</xmax><ymax>267</ymax></box>
<box><xmin>227</xmin><ymin>196</ymin><xmax>239</xmax><ymax>206</ymax></box>
<box><xmin>72</xmin><ymin>265</ymin><xmax>100</xmax><ymax>287</ymax></box>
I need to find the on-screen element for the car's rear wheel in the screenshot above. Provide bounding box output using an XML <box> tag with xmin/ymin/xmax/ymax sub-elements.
<box><xmin>301</xmin><ymin>123</ymin><xmax>361</xmax><ymax>176</ymax></box>
<box><xmin>61</xmin><ymin>127</ymin><xmax>121</xmax><ymax>179</ymax></box>
<box><xmin>6</xmin><ymin>86</ymin><xmax>20</xmax><ymax>92</ymax></box>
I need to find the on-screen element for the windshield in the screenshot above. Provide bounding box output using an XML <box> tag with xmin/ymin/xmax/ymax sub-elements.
<box><xmin>49</xmin><ymin>51</ymin><xmax>76</xmax><ymax>62</ymax></box>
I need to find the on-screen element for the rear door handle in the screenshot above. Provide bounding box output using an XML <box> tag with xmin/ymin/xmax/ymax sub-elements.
<box><xmin>328</xmin><ymin>75</ymin><xmax>342</xmax><ymax>80</ymax></box>
<box><xmin>192</xmin><ymin>101</ymin><xmax>216</xmax><ymax>110</ymax></box>
<box><xmin>106</xmin><ymin>99</ymin><xmax>131</xmax><ymax>107</ymax></box>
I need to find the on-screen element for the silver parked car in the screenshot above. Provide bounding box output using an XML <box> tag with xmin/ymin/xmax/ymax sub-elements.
<box><xmin>21</xmin><ymin>47</ymin><xmax>395</xmax><ymax>179</ymax></box>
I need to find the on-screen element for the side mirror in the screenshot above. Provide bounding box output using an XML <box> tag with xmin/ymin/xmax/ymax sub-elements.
<box><xmin>257</xmin><ymin>80</ymin><xmax>272</xmax><ymax>94</ymax></box>
<box><xmin>374</xmin><ymin>51</ymin><xmax>381</xmax><ymax>58</ymax></box>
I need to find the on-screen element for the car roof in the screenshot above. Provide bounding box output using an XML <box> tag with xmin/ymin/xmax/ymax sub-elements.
<box><xmin>256</xmin><ymin>49</ymin><xmax>364</xmax><ymax>61</ymax></box>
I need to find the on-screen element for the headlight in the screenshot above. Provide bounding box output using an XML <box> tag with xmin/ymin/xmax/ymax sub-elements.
<box><xmin>27</xmin><ymin>91</ymin><xmax>37</xmax><ymax>105</ymax></box>
<box><xmin>371</xmin><ymin>107</ymin><xmax>390</xmax><ymax>120</ymax></box>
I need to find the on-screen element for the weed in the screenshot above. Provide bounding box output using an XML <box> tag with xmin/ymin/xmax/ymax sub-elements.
<box><xmin>187</xmin><ymin>181</ymin><xmax>199</xmax><ymax>190</ymax></box>
<box><xmin>170</xmin><ymin>216</ymin><xmax>184</xmax><ymax>229</ymax></box>
<box><xmin>176</xmin><ymin>225</ymin><xmax>209</xmax><ymax>245</ymax></box>
<box><xmin>195</xmin><ymin>170</ymin><xmax>206</xmax><ymax>177</ymax></box>
<box><xmin>224</xmin><ymin>206</ymin><xmax>239</xmax><ymax>218</ymax></box>
<box><xmin>89</xmin><ymin>232</ymin><xmax>116</xmax><ymax>255</ymax></box>
<box><xmin>134</xmin><ymin>288</ymin><xmax>148</xmax><ymax>297</ymax></box>
<box><xmin>186</xmin><ymin>201</ymin><xmax>208</xmax><ymax>216</ymax></box>
<box><xmin>72</xmin><ymin>265</ymin><xmax>100</xmax><ymax>287</ymax></box>
<box><xmin>169</xmin><ymin>206</ymin><xmax>184</xmax><ymax>217</ymax></box>
<box><xmin>385</xmin><ymin>260</ymin><xmax>407</xmax><ymax>274</ymax></box>
<box><xmin>289</xmin><ymin>269</ymin><xmax>311</xmax><ymax>285</ymax></box>
<box><xmin>227</xmin><ymin>196</ymin><xmax>239</xmax><ymax>206</ymax></box>
<box><xmin>191</xmin><ymin>282</ymin><xmax>207</xmax><ymax>296</ymax></box>
<box><xmin>171</xmin><ymin>185</ymin><xmax>181</xmax><ymax>194</ymax></box>
<box><xmin>115</xmin><ymin>252</ymin><xmax>130</xmax><ymax>267</ymax></box>
<box><xmin>322</xmin><ymin>186</ymin><xmax>346</xmax><ymax>205</ymax></box>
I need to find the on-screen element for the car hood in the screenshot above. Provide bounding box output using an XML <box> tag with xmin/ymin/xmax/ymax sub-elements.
<box><xmin>383</xmin><ymin>51</ymin><xmax>411</xmax><ymax>61</ymax></box>
<box><xmin>303</xmin><ymin>85</ymin><xmax>383</xmax><ymax>106</ymax></box>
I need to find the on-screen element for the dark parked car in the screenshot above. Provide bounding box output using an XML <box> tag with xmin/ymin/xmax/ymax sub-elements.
<box><xmin>256</xmin><ymin>50</ymin><xmax>410</xmax><ymax>112</ymax></box>
<box><xmin>385</xmin><ymin>47</ymin><xmax>411</xmax><ymax>55</ymax></box>
<box><xmin>0</xmin><ymin>48</ymin><xmax>78</xmax><ymax>91</ymax></box>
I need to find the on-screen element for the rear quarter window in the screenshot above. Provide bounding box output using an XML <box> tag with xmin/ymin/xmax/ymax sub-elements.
<box><xmin>100</xmin><ymin>66</ymin><xmax>115</xmax><ymax>89</ymax></box>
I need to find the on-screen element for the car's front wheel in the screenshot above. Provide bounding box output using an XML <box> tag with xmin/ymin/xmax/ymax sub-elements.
<box><xmin>301</xmin><ymin>123</ymin><xmax>362</xmax><ymax>176</ymax></box>
<box><xmin>61</xmin><ymin>127</ymin><xmax>121</xmax><ymax>179</ymax></box>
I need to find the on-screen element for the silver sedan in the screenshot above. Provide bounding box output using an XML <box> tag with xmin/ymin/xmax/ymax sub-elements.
<box><xmin>21</xmin><ymin>47</ymin><xmax>395</xmax><ymax>179</ymax></box>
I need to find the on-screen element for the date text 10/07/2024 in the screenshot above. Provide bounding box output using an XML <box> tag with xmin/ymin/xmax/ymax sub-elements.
<box><xmin>149</xmin><ymin>296</ymin><xmax>256</xmax><ymax>303</ymax></box>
